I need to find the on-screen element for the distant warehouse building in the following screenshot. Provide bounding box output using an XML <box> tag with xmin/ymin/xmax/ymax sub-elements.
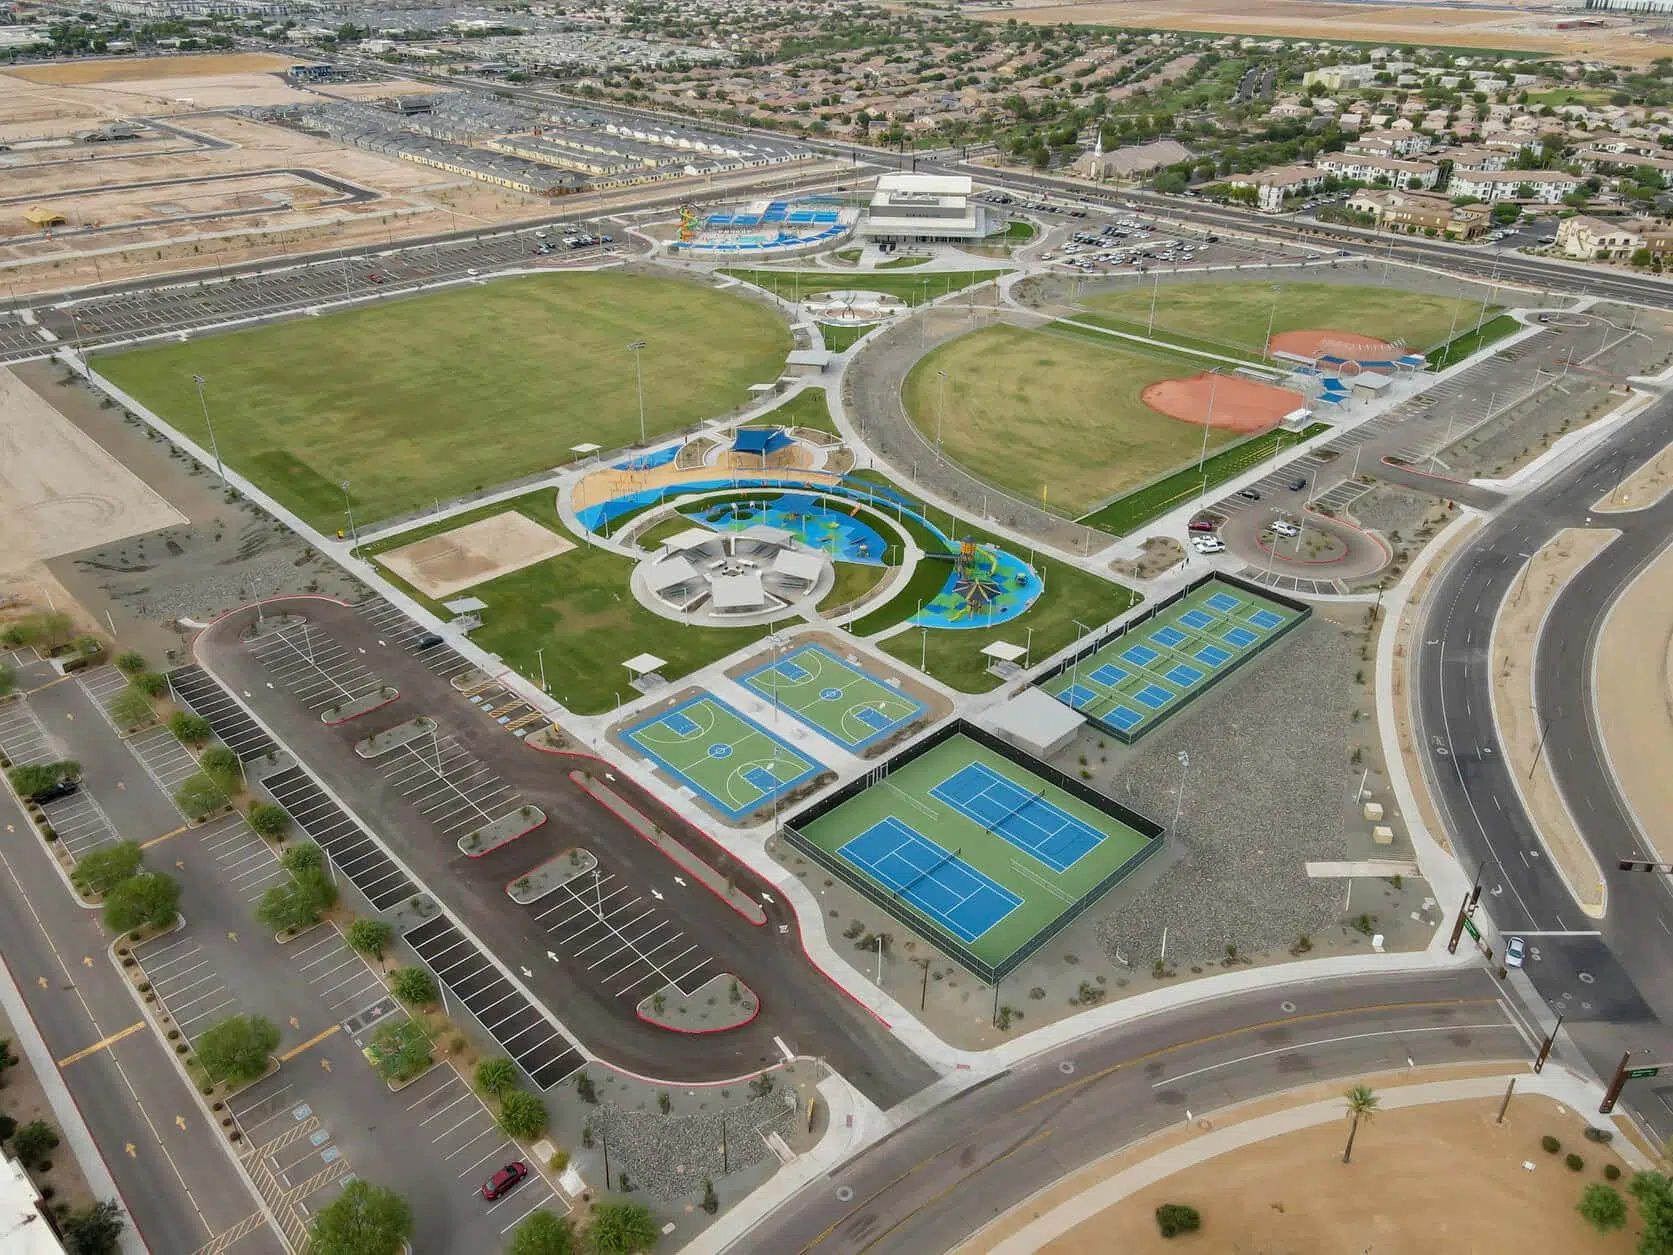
<box><xmin>1584</xmin><ymin>0</ymin><xmax>1673</xmax><ymax>12</ymax></box>
<box><xmin>861</xmin><ymin>173</ymin><xmax>990</xmax><ymax>244</ymax></box>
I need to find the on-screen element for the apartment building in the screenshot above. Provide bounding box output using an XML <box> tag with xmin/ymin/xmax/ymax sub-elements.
<box><xmin>1317</xmin><ymin>152</ymin><xmax>1440</xmax><ymax>189</ymax></box>
<box><xmin>1228</xmin><ymin>165</ymin><xmax>1327</xmax><ymax>211</ymax></box>
<box><xmin>1448</xmin><ymin>168</ymin><xmax>1583</xmax><ymax>203</ymax></box>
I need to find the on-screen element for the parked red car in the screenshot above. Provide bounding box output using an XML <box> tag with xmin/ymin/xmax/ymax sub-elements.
<box><xmin>481</xmin><ymin>1162</ymin><xmax>528</xmax><ymax>1201</ymax></box>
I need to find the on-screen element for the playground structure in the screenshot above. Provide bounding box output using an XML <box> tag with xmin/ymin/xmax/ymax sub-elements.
<box><xmin>672</xmin><ymin>197</ymin><xmax>857</xmax><ymax>257</ymax></box>
<box><xmin>917</xmin><ymin>541</ymin><xmax>1042</xmax><ymax>629</ymax></box>
<box><xmin>803</xmin><ymin>289</ymin><xmax>908</xmax><ymax>328</ymax></box>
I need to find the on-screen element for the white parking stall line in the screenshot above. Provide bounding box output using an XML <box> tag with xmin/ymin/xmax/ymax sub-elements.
<box><xmin>417</xmin><ymin>1091</ymin><xmax>475</xmax><ymax>1129</ymax></box>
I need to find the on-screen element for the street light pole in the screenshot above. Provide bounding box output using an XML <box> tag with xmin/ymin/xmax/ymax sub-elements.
<box><xmin>1171</xmin><ymin>750</ymin><xmax>1189</xmax><ymax>833</ymax></box>
<box><xmin>192</xmin><ymin>373</ymin><xmax>225</xmax><ymax>484</ymax></box>
<box><xmin>626</xmin><ymin>339</ymin><xmax>648</xmax><ymax>444</ymax></box>
<box><xmin>936</xmin><ymin>369</ymin><xmax>948</xmax><ymax>461</ymax></box>
<box><xmin>340</xmin><ymin>479</ymin><xmax>358</xmax><ymax>547</ymax></box>
<box><xmin>535</xmin><ymin>646</ymin><xmax>547</xmax><ymax>693</ymax></box>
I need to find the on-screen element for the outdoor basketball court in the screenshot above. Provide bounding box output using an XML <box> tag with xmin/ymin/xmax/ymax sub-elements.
<box><xmin>787</xmin><ymin>731</ymin><xmax>1160</xmax><ymax>978</ymax></box>
<box><xmin>1042</xmin><ymin>577</ymin><xmax>1305</xmax><ymax>741</ymax></box>
<box><xmin>737</xmin><ymin>643</ymin><xmax>926</xmax><ymax>752</ymax></box>
<box><xmin>621</xmin><ymin>692</ymin><xmax>825</xmax><ymax>820</ymax></box>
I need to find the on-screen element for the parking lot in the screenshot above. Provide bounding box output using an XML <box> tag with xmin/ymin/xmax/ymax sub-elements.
<box><xmin>170</xmin><ymin>664</ymin><xmax>277</xmax><ymax>759</ymax></box>
<box><xmin>0</xmin><ymin>695</ymin><xmax>122</xmax><ymax>862</ymax></box>
<box><xmin>257</xmin><ymin>764</ymin><xmax>419</xmax><ymax>912</ymax></box>
<box><xmin>127</xmin><ymin>721</ymin><xmax>208</xmax><ymax>795</ymax></box>
<box><xmin>403</xmin><ymin>914</ymin><xmax>584</xmax><ymax>1089</ymax></box>
<box><xmin>288</xmin><ymin>924</ymin><xmax>386</xmax><ymax>1019</ymax></box>
<box><xmin>530</xmin><ymin>868</ymin><xmax>716</xmax><ymax>1002</ymax></box>
<box><xmin>401</xmin><ymin>1065</ymin><xmax>562</xmax><ymax>1237</ymax></box>
<box><xmin>197</xmin><ymin>811</ymin><xmax>293</xmax><ymax>903</ymax></box>
<box><xmin>134</xmin><ymin>932</ymin><xmax>242</xmax><ymax>1040</ymax></box>
<box><xmin>249</xmin><ymin>621</ymin><xmax>385</xmax><ymax>715</ymax></box>
<box><xmin>228</xmin><ymin>1078</ymin><xmax>359</xmax><ymax>1252</ymax></box>
<box><xmin>376</xmin><ymin>732</ymin><xmax>519</xmax><ymax>837</ymax></box>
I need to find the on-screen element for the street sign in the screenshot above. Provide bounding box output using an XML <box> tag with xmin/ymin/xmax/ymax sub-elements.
<box><xmin>1628</xmin><ymin>1067</ymin><xmax>1661</xmax><ymax>1079</ymax></box>
<box><xmin>1463</xmin><ymin>917</ymin><xmax>1482</xmax><ymax>941</ymax></box>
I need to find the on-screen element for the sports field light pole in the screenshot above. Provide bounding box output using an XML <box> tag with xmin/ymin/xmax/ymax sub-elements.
<box><xmin>1147</xmin><ymin>269</ymin><xmax>1160</xmax><ymax>336</ymax></box>
<box><xmin>1171</xmin><ymin>750</ymin><xmax>1189</xmax><ymax>833</ymax></box>
<box><xmin>935</xmin><ymin>370</ymin><xmax>949</xmax><ymax>462</ymax></box>
<box><xmin>191</xmin><ymin>373</ymin><xmax>225</xmax><ymax>485</ymax></box>
<box><xmin>340</xmin><ymin>480</ymin><xmax>358</xmax><ymax>548</ymax></box>
<box><xmin>1263</xmin><ymin>284</ymin><xmax>1281</xmax><ymax>362</ymax></box>
<box><xmin>626</xmin><ymin>339</ymin><xmax>648</xmax><ymax>444</ymax></box>
<box><xmin>1196</xmin><ymin>372</ymin><xmax>1219</xmax><ymax>475</ymax></box>
<box><xmin>535</xmin><ymin>646</ymin><xmax>548</xmax><ymax>694</ymax></box>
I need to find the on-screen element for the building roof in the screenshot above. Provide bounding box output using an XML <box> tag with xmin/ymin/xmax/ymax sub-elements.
<box><xmin>980</xmin><ymin>686</ymin><xmax>1084</xmax><ymax>754</ymax></box>
<box><xmin>23</xmin><ymin>206</ymin><xmax>64</xmax><ymax>227</ymax></box>
<box><xmin>646</xmin><ymin>555</ymin><xmax>702</xmax><ymax>593</ymax></box>
<box><xmin>662</xmin><ymin>527</ymin><xmax>719</xmax><ymax>553</ymax></box>
<box><xmin>0</xmin><ymin>1156</ymin><xmax>60</xmax><ymax>1255</ymax></box>
<box><xmin>621</xmin><ymin>653</ymin><xmax>668</xmax><ymax>675</ymax></box>
<box><xmin>770</xmin><ymin>548</ymin><xmax>824</xmax><ymax>583</ymax></box>
<box><xmin>874</xmin><ymin>172</ymin><xmax>971</xmax><ymax>196</ymax></box>
<box><xmin>710</xmin><ymin>570</ymin><xmax>765</xmax><ymax>611</ymax></box>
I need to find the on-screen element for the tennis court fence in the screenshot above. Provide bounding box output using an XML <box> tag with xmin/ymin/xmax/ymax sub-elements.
<box><xmin>1034</xmin><ymin>573</ymin><xmax>1311</xmax><ymax>744</ymax></box>
<box><xmin>781</xmin><ymin>719</ymin><xmax>1164</xmax><ymax>983</ymax></box>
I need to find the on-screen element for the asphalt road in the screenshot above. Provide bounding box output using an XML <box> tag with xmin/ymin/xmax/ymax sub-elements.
<box><xmin>0</xmin><ymin>673</ymin><xmax>282</xmax><ymax>1254</ymax></box>
<box><xmin>726</xmin><ymin>969</ymin><xmax>1528</xmax><ymax>1254</ymax></box>
<box><xmin>194</xmin><ymin>598</ymin><xmax>937</xmax><ymax>1107</ymax></box>
<box><xmin>1413</xmin><ymin>388</ymin><xmax>1673</xmax><ymax>1129</ymax></box>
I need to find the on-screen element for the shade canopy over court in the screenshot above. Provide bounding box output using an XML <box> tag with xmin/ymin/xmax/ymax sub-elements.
<box><xmin>785</xmin><ymin>724</ymin><xmax>1162</xmax><ymax>980</ymax></box>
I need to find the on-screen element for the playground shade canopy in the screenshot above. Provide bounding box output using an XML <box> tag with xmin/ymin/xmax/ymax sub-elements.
<box><xmin>732</xmin><ymin>426</ymin><xmax>794</xmax><ymax>456</ymax></box>
<box><xmin>622</xmin><ymin>653</ymin><xmax>668</xmax><ymax>677</ymax></box>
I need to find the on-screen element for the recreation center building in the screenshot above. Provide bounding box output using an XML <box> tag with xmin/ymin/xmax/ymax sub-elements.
<box><xmin>861</xmin><ymin>173</ymin><xmax>990</xmax><ymax>245</ymax></box>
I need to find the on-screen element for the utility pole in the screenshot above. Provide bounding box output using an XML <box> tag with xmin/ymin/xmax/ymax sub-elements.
<box><xmin>192</xmin><ymin>373</ymin><xmax>225</xmax><ymax>484</ymax></box>
<box><xmin>936</xmin><ymin>369</ymin><xmax>948</xmax><ymax>462</ymax></box>
<box><xmin>1535</xmin><ymin>1013</ymin><xmax>1563</xmax><ymax>1073</ymax></box>
<box><xmin>1446</xmin><ymin>891</ymin><xmax>1471</xmax><ymax>955</ymax></box>
<box><xmin>535</xmin><ymin>646</ymin><xmax>547</xmax><ymax>693</ymax></box>
<box><xmin>1496</xmin><ymin>1076</ymin><xmax>1516</xmax><ymax>1124</ymax></box>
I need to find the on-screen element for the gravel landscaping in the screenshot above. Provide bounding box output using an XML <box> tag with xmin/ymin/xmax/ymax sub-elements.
<box><xmin>582</xmin><ymin>1082</ymin><xmax>801</xmax><ymax>1199</ymax></box>
<box><xmin>458</xmin><ymin>805</ymin><xmax>545</xmax><ymax>858</ymax></box>
<box><xmin>637</xmin><ymin>972</ymin><xmax>758</xmax><ymax>1033</ymax></box>
<box><xmin>321</xmin><ymin>686</ymin><xmax>397</xmax><ymax>725</ymax></box>
<box><xmin>354</xmin><ymin>716</ymin><xmax>436</xmax><ymax>758</ymax></box>
<box><xmin>507</xmin><ymin>848</ymin><xmax>598</xmax><ymax>904</ymax></box>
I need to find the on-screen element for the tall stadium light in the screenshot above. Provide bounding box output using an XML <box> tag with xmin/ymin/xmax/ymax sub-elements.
<box><xmin>1171</xmin><ymin>750</ymin><xmax>1189</xmax><ymax>833</ymax></box>
<box><xmin>192</xmin><ymin>373</ymin><xmax>225</xmax><ymax>484</ymax></box>
<box><xmin>626</xmin><ymin>339</ymin><xmax>648</xmax><ymax>444</ymax></box>
<box><xmin>340</xmin><ymin>480</ymin><xmax>358</xmax><ymax>548</ymax></box>
<box><xmin>935</xmin><ymin>370</ymin><xmax>949</xmax><ymax>461</ymax></box>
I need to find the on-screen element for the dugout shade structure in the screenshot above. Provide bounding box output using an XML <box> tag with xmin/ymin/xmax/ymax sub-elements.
<box><xmin>781</xmin><ymin>720</ymin><xmax>1163</xmax><ymax>982</ymax></box>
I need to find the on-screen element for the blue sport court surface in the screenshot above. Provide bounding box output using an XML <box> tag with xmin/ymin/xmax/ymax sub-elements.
<box><xmin>1207</xmin><ymin>592</ymin><xmax>1242</xmax><ymax>613</ymax></box>
<box><xmin>1164</xmin><ymin>663</ymin><xmax>1205</xmax><ymax>687</ymax></box>
<box><xmin>736</xmin><ymin>643</ymin><xmax>926</xmax><ymax>752</ymax></box>
<box><xmin>1250</xmin><ymin>609</ymin><xmax>1285</xmax><ymax>630</ymax></box>
<box><xmin>1121</xmin><ymin>644</ymin><xmax>1160</xmax><ymax>667</ymax></box>
<box><xmin>1062</xmin><ymin>683</ymin><xmax>1099</xmax><ymax>710</ymax></box>
<box><xmin>1195</xmin><ymin>644</ymin><xmax>1233</xmax><ymax>667</ymax></box>
<box><xmin>929</xmin><ymin>762</ymin><xmax>1109</xmax><ymax>873</ymax></box>
<box><xmin>1108</xmin><ymin>706</ymin><xmax>1143</xmax><ymax>730</ymax></box>
<box><xmin>621</xmin><ymin>694</ymin><xmax>824</xmax><ymax>820</ymax></box>
<box><xmin>838</xmin><ymin>818</ymin><xmax>1022</xmax><ymax>943</ymax></box>
<box><xmin>1087</xmin><ymin>663</ymin><xmax>1128</xmax><ymax>688</ymax></box>
<box><xmin>1221</xmin><ymin>625</ymin><xmax>1259</xmax><ymax>648</ymax></box>
<box><xmin>1135</xmin><ymin>684</ymin><xmax>1172</xmax><ymax>709</ymax></box>
<box><xmin>1179</xmin><ymin>609</ymin><xmax>1215</xmax><ymax>631</ymax></box>
<box><xmin>1150</xmin><ymin>625</ymin><xmax>1188</xmax><ymax>649</ymax></box>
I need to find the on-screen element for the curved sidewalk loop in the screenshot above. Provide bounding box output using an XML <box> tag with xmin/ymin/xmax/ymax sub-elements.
<box><xmin>964</xmin><ymin>1063</ymin><xmax>1634</xmax><ymax>1255</ymax></box>
<box><xmin>0</xmin><ymin>951</ymin><xmax>148</xmax><ymax>1255</ymax></box>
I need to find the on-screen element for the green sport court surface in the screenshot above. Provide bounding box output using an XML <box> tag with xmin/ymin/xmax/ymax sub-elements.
<box><xmin>787</xmin><ymin>731</ymin><xmax>1160</xmax><ymax>979</ymax></box>
<box><xmin>737</xmin><ymin>643</ymin><xmax>927</xmax><ymax>752</ymax></box>
<box><xmin>1041</xmin><ymin>578</ymin><xmax>1306</xmax><ymax>742</ymax></box>
<box><xmin>622</xmin><ymin>694</ymin><xmax>824</xmax><ymax>821</ymax></box>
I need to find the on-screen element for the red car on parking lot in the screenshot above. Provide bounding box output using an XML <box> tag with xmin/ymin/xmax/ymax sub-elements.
<box><xmin>1186</xmin><ymin>519</ymin><xmax>1216</xmax><ymax>533</ymax></box>
<box><xmin>482</xmin><ymin>1162</ymin><xmax>528</xmax><ymax>1201</ymax></box>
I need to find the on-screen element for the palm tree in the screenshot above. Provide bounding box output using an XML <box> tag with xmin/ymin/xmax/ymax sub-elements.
<box><xmin>1342</xmin><ymin>1084</ymin><xmax>1380</xmax><ymax>1164</ymax></box>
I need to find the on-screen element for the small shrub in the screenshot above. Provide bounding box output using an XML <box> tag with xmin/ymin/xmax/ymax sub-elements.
<box><xmin>1542</xmin><ymin>1134</ymin><xmax>1561</xmax><ymax>1154</ymax></box>
<box><xmin>1583</xmin><ymin>1126</ymin><xmax>1614</xmax><ymax>1144</ymax></box>
<box><xmin>1566</xmin><ymin>1152</ymin><xmax>1585</xmax><ymax>1172</ymax></box>
<box><xmin>1605</xmin><ymin>1163</ymin><xmax>1622</xmax><ymax>1181</ymax></box>
<box><xmin>1155</xmin><ymin>1203</ymin><xmax>1200</xmax><ymax>1239</ymax></box>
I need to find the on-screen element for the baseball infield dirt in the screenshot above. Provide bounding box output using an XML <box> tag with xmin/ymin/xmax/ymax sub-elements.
<box><xmin>1267</xmin><ymin>329</ymin><xmax>1406</xmax><ymax>364</ymax></box>
<box><xmin>1140</xmin><ymin>372</ymin><xmax>1302</xmax><ymax>433</ymax></box>
<box><xmin>0</xmin><ymin>366</ymin><xmax>185</xmax><ymax>577</ymax></box>
<box><xmin>377</xmin><ymin>510</ymin><xmax>575</xmax><ymax>600</ymax></box>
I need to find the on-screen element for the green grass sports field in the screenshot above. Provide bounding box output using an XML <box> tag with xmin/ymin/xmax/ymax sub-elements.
<box><xmin>96</xmin><ymin>273</ymin><xmax>791</xmax><ymax>530</ymax></box>
<box><xmin>1079</xmin><ymin>281</ymin><xmax>1489</xmax><ymax>359</ymax></box>
<box><xmin>902</xmin><ymin>323</ymin><xmax>1239</xmax><ymax>517</ymax></box>
<box><xmin>793</xmin><ymin>734</ymin><xmax>1156</xmax><ymax>976</ymax></box>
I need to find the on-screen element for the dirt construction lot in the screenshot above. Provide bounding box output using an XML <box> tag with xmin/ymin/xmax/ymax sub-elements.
<box><xmin>378</xmin><ymin>509</ymin><xmax>576</xmax><ymax>600</ymax></box>
<box><xmin>1595</xmin><ymin>539</ymin><xmax>1673</xmax><ymax>862</ymax></box>
<box><xmin>0</xmin><ymin>365</ymin><xmax>184</xmax><ymax>577</ymax></box>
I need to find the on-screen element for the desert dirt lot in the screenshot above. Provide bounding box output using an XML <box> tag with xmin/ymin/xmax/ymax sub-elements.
<box><xmin>378</xmin><ymin>510</ymin><xmax>577</xmax><ymax>600</ymax></box>
<box><xmin>1008</xmin><ymin>1088</ymin><xmax>1637</xmax><ymax>1255</ymax></box>
<box><xmin>1596</xmin><ymin>439</ymin><xmax>1673</xmax><ymax>513</ymax></box>
<box><xmin>1595</xmin><ymin>538</ymin><xmax>1673</xmax><ymax>862</ymax></box>
<box><xmin>976</xmin><ymin>0</ymin><xmax>1660</xmax><ymax>63</ymax></box>
<box><xmin>4</xmin><ymin>53</ymin><xmax>295</xmax><ymax>86</ymax></box>
<box><xmin>0</xmin><ymin>172</ymin><xmax>353</xmax><ymax>240</ymax></box>
<box><xmin>0</xmin><ymin>364</ymin><xmax>185</xmax><ymax>578</ymax></box>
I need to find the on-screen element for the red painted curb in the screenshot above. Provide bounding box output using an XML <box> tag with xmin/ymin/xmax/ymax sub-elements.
<box><xmin>459</xmin><ymin>815</ymin><xmax>547</xmax><ymax>859</ymax></box>
<box><xmin>634</xmin><ymin>985</ymin><xmax>762</xmax><ymax>1036</ymax></box>
<box><xmin>321</xmin><ymin>692</ymin><xmax>399</xmax><ymax>726</ymax></box>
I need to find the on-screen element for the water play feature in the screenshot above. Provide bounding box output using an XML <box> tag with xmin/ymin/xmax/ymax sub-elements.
<box><xmin>685</xmin><ymin>491</ymin><xmax>891</xmax><ymax>564</ymax></box>
<box><xmin>914</xmin><ymin>543</ymin><xmax>1041</xmax><ymax>629</ymax></box>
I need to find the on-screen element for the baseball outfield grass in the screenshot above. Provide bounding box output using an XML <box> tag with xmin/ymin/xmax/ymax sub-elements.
<box><xmin>902</xmin><ymin>322</ymin><xmax>1239</xmax><ymax>517</ymax></box>
<box><xmin>95</xmin><ymin>273</ymin><xmax>791</xmax><ymax>530</ymax></box>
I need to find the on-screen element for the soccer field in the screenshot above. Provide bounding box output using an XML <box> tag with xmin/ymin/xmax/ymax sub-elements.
<box><xmin>789</xmin><ymin>731</ymin><xmax>1161</xmax><ymax>978</ymax></box>
<box><xmin>95</xmin><ymin>273</ymin><xmax>791</xmax><ymax>530</ymax></box>
<box><xmin>737</xmin><ymin>643</ymin><xmax>927</xmax><ymax>752</ymax></box>
<box><xmin>1079</xmin><ymin>281</ymin><xmax>1488</xmax><ymax>358</ymax></box>
<box><xmin>902</xmin><ymin>323</ymin><xmax>1239</xmax><ymax>517</ymax></box>
<box><xmin>622</xmin><ymin>693</ymin><xmax>825</xmax><ymax>821</ymax></box>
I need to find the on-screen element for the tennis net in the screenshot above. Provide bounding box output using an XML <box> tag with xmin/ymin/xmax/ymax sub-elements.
<box><xmin>897</xmin><ymin>846</ymin><xmax>961</xmax><ymax>899</ymax></box>
<box><xmin>985</xmin><ymin>789</ymin><xmax>1046</xmax><ymax>836</ymax></box>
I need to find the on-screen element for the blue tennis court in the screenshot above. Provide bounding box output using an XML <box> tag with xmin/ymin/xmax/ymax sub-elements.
<box><xmin>1250</xmin><ymin>609</ymin><xmax>1285</xmax><ymax>630</ymax></box>
<box><xmin>1151</xmin><ymin>625</ymin><xmax>1188</xmax><ymax>649</ymax></box>
<box><xmin>930</xmin><ymin>763</ymin><xmax>1108</xmax><ymax>873</ymax></box>
<box><xmin>1088</xmin><ymin>663</ymin><xmax>1128</xmax><ymax>688</ymax></box>
<box><xmin>1121</xmin><ymin>644</ymin><xmax>1161</xmax><ymax>667</ymax></box>
<box><xmin>1062</xmin><ymin>683</ymin><xmax>1100</xmax><ymax>710</ymax></box>
<box><xmin>1195</xmin><ymin>644</ymin><xmax>1233</xmax><ymax>667</ymax></box>
<box><xmin>838</xmin><ymin>818</ymin><xmax>1022</xmax><ymax>943</ymax></box>
<box><xmin>1221</xmin><ymin>625</ymin><xmax>1259</xmax><ymax>648</ymax></box>
<box><xmin>1135</xmin><ymin>684</ymin><xmax>1171</xmax><ymax>709</ymax></box>
<box><xmin>1207</xmin><ymin>592</ymin><xmax>1242</xmax><ymax>613</ymax></box>
<box><xmin>1165</xmin><ymin>663</ymin><xmax>1205</xmax><ymax>687</ymax></box>
<box><xmin>1108</xmin><ymin>706</ymin><xmax>1143</xmax><ymax>730</ymax></box>
<box><xmin>1179</xmin><ymin>609</ymin><xmax>1215</xmax><ymax>630</ymax></box>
